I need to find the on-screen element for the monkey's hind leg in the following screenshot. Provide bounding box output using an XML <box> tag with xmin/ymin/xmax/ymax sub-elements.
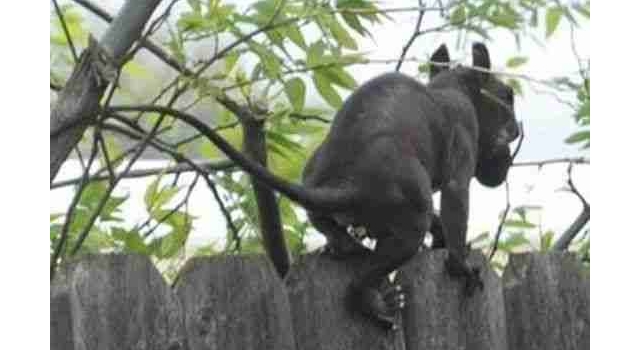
<box><xmin>350</xmin><ymin>225</ymin><xmax>426</xmax><ymax>330</ymax></box>
<box><xmin>309</xmin><ymin>213</ymin><xmax>370</xmax><ymax>258</ymax></box>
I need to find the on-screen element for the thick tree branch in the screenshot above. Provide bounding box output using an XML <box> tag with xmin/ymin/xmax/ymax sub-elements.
<box><xmin>51</xmin><ymin>0</ymin><xmax>162</xmax><ymax>182</ymax></box>
<box><xmin>71</xmin><ymin>0</ymin><xmax>190</xmax><ymax>75</ymax></box>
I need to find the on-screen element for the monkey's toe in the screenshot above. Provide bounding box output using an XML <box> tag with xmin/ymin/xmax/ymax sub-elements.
<box><xmin>383</xmin><ymin>284</ymin><xmax>406</xmax><ymax>311</ymax></box>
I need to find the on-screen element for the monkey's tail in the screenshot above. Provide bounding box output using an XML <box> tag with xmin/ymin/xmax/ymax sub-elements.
<box><xmin>203</xmin><ymin>123</ymin><xmax>354</xmax><ymax>211</ymax></box>
<box><xmin>114</xmin><ymin>106</ymin><xmax>353</xmax><ymax>212</ymax></box>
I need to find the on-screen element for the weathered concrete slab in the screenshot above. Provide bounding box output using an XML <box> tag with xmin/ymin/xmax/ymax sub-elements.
<box><xmin>398</xmin><ymin>249</ymin><xmax>507</xmax><ymax>350</ymax></box>
<box><xmin>503</xmin><ymin>252</ymin><xmax>590</xmax><ymax>350</ymax></box>
<box><xmin>286</xmin><ymin>252</ymin><xmax>405</xmax><ymax>350</ymax></box>
<box><xmin>174</xmin><ymin>255</ymin><xmax>295</xmax><ymax>350</ymax></box>
<box><xmin>50</xmin><ymin>254</ymin><xmax>186</xmax><ymax>350</ymax></box>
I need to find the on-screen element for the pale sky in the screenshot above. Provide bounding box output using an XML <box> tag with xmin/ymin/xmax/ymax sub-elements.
<box><xmin>51</xmin><ymin>0</ymin><xmax>590</xmax><ymax>251</ymax></box>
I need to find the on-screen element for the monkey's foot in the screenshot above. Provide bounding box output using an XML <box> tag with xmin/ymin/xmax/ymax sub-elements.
<box><xmin>353</xmin><ymin>284</ymin><xmax>406</xmax><ymax>331</ymax></box>
<box><xmin>444</xmin><ymin>254</ymin><xmax>484</xmax><ymax>296</ymax></box>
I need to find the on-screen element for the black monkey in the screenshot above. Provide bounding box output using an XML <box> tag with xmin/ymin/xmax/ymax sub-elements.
<box><xmin>182</xmin><ymin>43</ymin><xmax>519</xmax><ymax>329</ymax></box>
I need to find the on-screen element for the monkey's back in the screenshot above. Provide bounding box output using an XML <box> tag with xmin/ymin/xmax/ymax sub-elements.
<box><xmin>302</xmin><ymin>72</ymin><xmax>448</xmax><ymax>194</ymax></box>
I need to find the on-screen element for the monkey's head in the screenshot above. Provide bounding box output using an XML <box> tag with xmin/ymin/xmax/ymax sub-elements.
<box><xmin>429</xmin><ymin>42</ymin><xmax>520</xmax><ymax>187</ymax></box>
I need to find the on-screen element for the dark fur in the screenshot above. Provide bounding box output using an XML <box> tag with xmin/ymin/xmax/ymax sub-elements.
<box><xmin>198</xmin><ymin>43</ymin><xmax>518</xmax><ymax>329</ymax></box>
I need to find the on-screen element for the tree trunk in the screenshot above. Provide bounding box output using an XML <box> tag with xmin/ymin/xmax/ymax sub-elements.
<box><xmin>50</xmin><ymin>0</ymin><xmax>162</xmax><ymax>182</ymax></box>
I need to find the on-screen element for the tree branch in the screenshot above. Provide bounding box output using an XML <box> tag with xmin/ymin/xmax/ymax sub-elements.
<box><xmin>51</xmin><ymin>0</ymin><xmax>162</xmax><ymax>182</ymax></box>
<box><xmin>552</xmin><ymin>163</ymin><xmax>590</xmax><ymax>250</ymax></box>
<box><xmin>71</xmin><ymin>0</ymin><xmax>190</xmax><ymax>75</ymax></box>
<box><xmin>395</xmin><ymin>0</ymin><xmax>427</xmax><ymax>71</ymax></box>
<box><xmin>488</xmin><ymin>181</ymin><xmax>511</xmax><ymax>261</ymax></box>
<box><xmin>52</xmin><ymin>0</ymin><xmax>79</xmax><ymax>62</ymax></box>
<box><xmin>512</xmin><ymin>157</ymin><xmax>589</xmax><ymax>167</ymax></box>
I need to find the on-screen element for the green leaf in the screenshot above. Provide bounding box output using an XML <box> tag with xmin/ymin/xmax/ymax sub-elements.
<box><xmin>187</xmin><ymin>0</ymin><xmax>201</xmax><ymax>13</ymax></box>
<box><xmin>313</xmin><ymin>72</ymin><xmax>342</xmax><ymax>109</ymax></box>
<box><xmin>307</xmin><ymin>41</ymin><xmax>325</xmax><ymax>66</ymax></box>
<box><xmin>284</xmin><ymin>25</ymin><xmax>306</xmax><ymax>49</ymax></box>
<box><xmin>112</xmin><ymin>228</ymin><xmax>149</xmax><ymax>255</ymax></box>
<box><xmin>489</xmin><ymin>11</ymin><xmax>519</xmax><ymax>29</ymax></box>
<box><xmin>341</xmin><ymin>13</ymin><xmax>370</xmax><ymax>37</ymax></box>
<box><xmin>540</xmin><ymin>230</ymin><xmax>555</xmax><ymax>251</ymax></box>
<box><xmin>284</xmin><ymin>77</ymin><xmax>306</xmax><ymax>111</ymax></box>
<box><xmin>249</xmin><ymin>42</ymin><xmax>281</xmax><ymax>80</ymax></box>
<box><xmin>545</xmin><ymin>6</ymin><xmax>563</xmax><ymax>38</ymax></box>
<box><xmin>469</xmin><ymin>231</ymin><xmax>490</xmax><ymax>245</ymax></box>
<box><xmin>101</xmin><ymin>194</ymin><xmax>128</xmax><ymax>222</ymax></box>
<box><xmin>225</xmin><ymin>51</ymin><xmax>240</xmax><ymax>72</ymax></box>
<box><xmin>506</xmin><ymin>56</ymin><xmax>528</xmax><ymax>68</ymax></box>
<box><xmin>144</xmin><ymin>178</ymin><xmax>160</xmax><ymax>212</ymax></box>
<box><xmin>450</xmin><ymin>5</ymin><xmax>467</xmax><ymax>24</ymax></box>
<box><xmin>564</xmin><ymin>130</ymin><xmax>590</xmax><ymax>145</ymax></box>
<box><xmin>506</xmin><ymin>78</ymin><xmax>523</xmax><ymax>96</ymax></box>
<box><xmin>504</xmin><ymin>219</ymin><xmax>536</xmax><ymax>229</ymax></box>
<box><xmin>266</xmin><ymin>130</ymin><xmax>306</xmax><ymax>157</ymax></box>
<box><xmin>499</xmin><ymin>232</ymin><xmax>530</xmax><ymax>251</ymax></box>
<box><xmin>573</xmin><ymin>3</ymin><xmax>590</xmax><ymax>19</ymax></box>
<box><xmin>153</xmin><ymin>186</ymin><xmax>182</xmax><ymax>213</ymax></box>
<box><xmin>323</xmin><ymin>15</ymin><xmax>358</xmax><ymax>50</ymax></box>
<box><xmin>322</xmin><ymin>67</ymin><xmax>358</xmax><ymax>90</ymax></box>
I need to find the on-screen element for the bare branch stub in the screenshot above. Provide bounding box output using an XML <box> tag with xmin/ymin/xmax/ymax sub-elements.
<box><xmin>552</xmin><ymin>162</ymin><xmax>590</xmax><ymax>251</ymax></box>
<box><xmin>488</xmin><ymin>181</ymin><xmax>511</xmax><ymax>261</ymax></box>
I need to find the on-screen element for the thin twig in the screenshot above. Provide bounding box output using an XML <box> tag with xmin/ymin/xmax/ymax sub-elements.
<box><xmin>489</xmin><ymin>181</ymin><xmax>511</xmax><ymax>261</ymax></box>
<box><xmin>290</xmin><ymin>112</ymin><xmax>331</xmax><ymax>124</ymax></box>
<box><xmin>552</xmin><ymin>163</ymin><xmax>590</xmax><ymax>250</ymax></box>
<box><xmin>102</xmin><ymin>121</ymin><xmax>241</xmax><ymax>245</ymax></box>
<box><xmin>207</xmin><ymin>174</ymin><xmax>242</xmax><ymax>253</ymax></box>
<box><xmin>73</xmin><ymin>146</ymin><xmax>87</xmax><ymax>173</ymax></box>
<box><xmin>512</xmin><ymin>156</ymin><xmax>589</xmax><ymax>167</ymax></box>
<box><xmin>511</xmin><ymin>121</ymin><xmax>525</xmax><ymax>160</ymax></box>
<box><xmin>96</xmin><ymin>131</ymin><xmax>116</xmax><ymax>184</ymax></box>
<box><xmin>52</xmin><ymin>159</ymin><xmax>235</xmax><ymax>189</ymax></box>
<box><xmin>142</xmin><ymin>174</ymin><xmax>199</xmax><ymax>238</ymax></box>
<box><xmin>69</xmin><ymin>76</ymin><xmax>175</xmax><ymax>256</ymax></box>
<box><xmin>52</xmin><ymin>0</ymin><xmax>79</xmax><ymax>62</ymax></box>
<box><xmin>396</xmin><ymin>0</ymin><xmax>427</xmax><ymax>71</ymax></box>
<box><xmin>51</xmin><ymin>133</ymin><xmax>100</xmax><ymax>280</ymax></box>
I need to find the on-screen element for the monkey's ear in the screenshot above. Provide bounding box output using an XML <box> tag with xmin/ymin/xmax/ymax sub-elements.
<box><xmin>429</xmin><ymin>44</ymin><xmax>450</xmax><ymax>79</ymax></box>
<box><xmin>472</xmin><ymin>42</ymin><xmax>491</xmax><ymax>83</ymax></box>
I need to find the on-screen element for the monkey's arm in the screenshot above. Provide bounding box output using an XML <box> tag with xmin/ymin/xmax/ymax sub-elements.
<box><xmin>439</xmin><ymin>127</ymin><xmax>483</xmax><ymax>294</ymax></box>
